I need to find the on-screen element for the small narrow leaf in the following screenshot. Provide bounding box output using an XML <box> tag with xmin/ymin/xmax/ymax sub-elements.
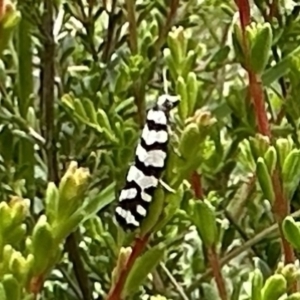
<box><xmin>256</xmin><ymin>157</ymin><xmax>275</xmax><ymax>204</ymax></box>
<box><xmin>122</xmin><ymin>245</ymin><xmax>165</xmax><ymax>297</ymax></box>
<box><xmin>261</xmin><ymin>274</ymin><xmax>286</xmax><ymax>300</ymax></box>
<box><xmin>82</xmin><ymin>182</ymin><xmax>116</xmax><ymax>222</ymax></box>
<box><xmin>282</xmin><ymin>217</ymin><xmax>300</xmax><ymax>250</ymax></box>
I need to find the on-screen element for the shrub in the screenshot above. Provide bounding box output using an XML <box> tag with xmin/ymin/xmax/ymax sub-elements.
<box><xmin>1</xmin><ymin>0</ymin><xmax>300</xmax><ymax>299</ymax></box>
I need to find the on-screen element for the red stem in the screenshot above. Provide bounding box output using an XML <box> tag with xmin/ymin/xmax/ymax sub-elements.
<box><xmin>248</xmin><ymin>72</ymin><xmax>271</xmax><ymax>137</ymax></box>
<box><xmin>190</xmin><ymin>172</ymin><xmax>227</xmax><ymax>300</ymax></box>
<box><xmin>268</xmin><ymin>0</ymin><xmax>278</xmax><ymax>20</ymax></box>
<box><xmin>235</xmin><ymin>0</ymin><xmax>296</xmax><ymax>280</ymax></box>
<box><xmin>271</xmin><ymin>170</ymin><xmax>295</xmax><ymax>264</ymax></box>
<box><xmin>236</xmin><ymin>0</ymin><xmax>271</xmax><ymax>137</ymax></box>
<box><xmin>208</xmin><ymin>246</ymin><xmax>228</xmax><ymax>300</ymax></box>
<box><xmin>191</xmin><ymin>171</ymin><xmax>204</xmax><ymax>199</ymax></box>
<box><xmin>28</xmin><ymin>274</ymin><xmax>44</xmax><ymax>298</ymax></box>
<box><xmin>107</xmin><ymin>235</ymin><xmax>150</xmax><ymax>300</ymax></box>
<box><xmin>235</xmin><ymin>0</ymin><xmax>251</xmax><ymax>32</ymax></box>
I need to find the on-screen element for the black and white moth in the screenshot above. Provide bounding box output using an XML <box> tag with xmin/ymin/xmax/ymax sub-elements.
<box><xmin>115</xmin><ymin>94</ymin><xmax>180</xmax><ymax>230</ymax></box>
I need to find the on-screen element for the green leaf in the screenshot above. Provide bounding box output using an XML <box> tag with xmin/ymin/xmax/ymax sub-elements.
<box><xmin>263</xmin><ymin>146</ymin><xmax>277</xmax><ymax>174</ymax></box>
<box><xmin>31</xmin><ymin>215</ymin><xmax>54</xmax><ymax>274</ymax></box>
<box><xmin>82</xmin><ymin>98</ymin><xmax>98</xmax><ymax>124</ymax></box>
<box><xmin>186</xmin><ymin>72</ymin><xmax>198</xmax><ymax>114</ymax></box>
<box><xmin>281</xmin><ymin>149</ymin><xmax>300</xmax><ymax>200</ymax></box>
<box><xmin>251</xmin><ymin>269</ymin><xmax>263</xmax><ymax>300</ymax></box>
<box><xmin>282</xmin><ymin>217</ymin><xmax>300</xmax><ymax>250</ymax></box>
<box><xmin>261</xmin><ymin>274</ymin><xmax>287</xmax><ymax>300</ymax></box>
<box><xmin>287</xmin><ymin>293</ymin><xmax>300</xmax><ymax>300</ymax></box>
<box><xmin>0</xmin><ymin>282</ymin><xmax>7</xmax><ymax>300</ymax></box>
<box><xmin>151</xmin><ymin>185</ymin><xmax>184</xmax><ymax>232</ymax></box>
<box><xmin>262</xmin><ymin>45</ymin><xmax>300</xmax><ymax>86</ymax></box>
<box><xmin>189</xmin><ymin>200</ymin><xmax>218</xmax><ymax>247</ymax></box>
<box><xmin>139</xmin><ymin>187</ymin><xmax>165</xmax><ymax>236</ymax></box>
<box><xmin>53</xmin><ymin>210</ymin><xmax>84</xmax><ymax>242</ymax></box>
<box><xmin>206</xmin><ymin>46</ymin><xmax>230</xmax><ymax>71</ymax></box>
<box><xmin>256</xmin><ymin>157</ymin><xmax>275</xmax><ymax>204</ymax></box>
<box><xmin>2</xmin><ymin>274</ymin><xmax>20</xmax><ymax>300</ymax></box>
<box><xmin>0</xmin><ymin>10</ymin><xmax>21</xmax><ymax>57</ymax></box>
<box><xmin>16</xmin><ymin>17</ymin><xmax>33</xmax><ymax>117</ymax></box>
<box><xmin>0</xmin><ymin>202</ymin><xmax>13</xmax><ymax>234</ymax></box>
<box><xmin>122</xmin><ymin>245</ymin><xmax>165</xmax><ymax>297</ymax></box>
<box><xmin>45</xmin><ymin>182</ymin><xmax>59</xmax><ymax>225</ymax></box>
<box><xmin>82</xmin><ymin>182</ymin><xmax>116</xmax><ymax>222</ymax></box>
<box><xmin>176</xmin><ymin>77</ymin><xmax>188</xmax><ymax>120</ymax></box>
<box><xmin>179</xmin><ymin>123</ymin><xmax>200</xmax><ymax>160</ymax></box>
<box><xmin>249</xmin><ymin>23</ymin><xmax>272</xmax><ymax>74</ymax></box>
<box><xmin>182</xmin><ymin>50</ymin><xmax>197</xmax><ymax>78</ymax></box>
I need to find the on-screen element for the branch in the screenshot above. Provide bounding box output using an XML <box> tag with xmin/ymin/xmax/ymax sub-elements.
<box><xmin>235</xmin><ymin>0</ymin><xmax>295</xmax><ymax>268</ymax></box>
<box><xmin>29</xmin><ymin>1</ymin><xmax>57</xmax><ymax>296</ymax></box>
<box><xmin>187</xmin><ymin>208</ymin><xmax>300</xmax><ymax>294</ymax></box>
<box><xmin>40</xmin><ymin>0</ymin><xmax>58</xmax><ymax>184</ymax></box>
<box><xmin>65</xmin><ymin>233</ymin><xmax>92</xmax><ymax>300</ymax></box>
<box><xmin>190</xmin><ymin>172</ymin><xmax>228</xmax><ymax>300</ymax></box>
<box><xmin>236</xmin><ymin>0</ymin><xmax>270</xmax><ymax>137</ymax></box>
<box><xmin>155</xmin><ymin>0</ymin><xmax>180</xmax><ymax>51</ymax></box>
<box><xmin>124</xmin><ymin>0</ymin><xmax>137</xmax><ymax>55</ymax></box>
<box><xmin>268</xmin><ymin>0</ymin><xmax>278</xmax><ymax>20</ymax></box>
<box><xmin>124</xmin><ymin>0</ymin><xmax>146</xmax><ymax>127</ymax></box>
<box><xmin>207</xmin><ymin>246</ymin><xmax>228</xmax><ymax>300</ymax></box>
<box><xmin>76</xmin><ymin>0</ymin><xmax>98</xmax><ymax>61</ymax></box>
<box><xmin>102</xmin><ymin>0</ymin><xmax>117</xmax><ymax>62</ymax></box>
<box><xmin>191</xmin><ymin>171</ymin><xmax>204</xmax><ymax>199</ymax></box>
<box><xmin>159</xmin><ymin>261</ymin><xmax>189</xmax><ymax>300</ymax></box>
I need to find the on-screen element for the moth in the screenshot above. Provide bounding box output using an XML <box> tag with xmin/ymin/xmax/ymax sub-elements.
<box><xmin>115</xmin><ymin>94</ymin><xmax>180</xmax><ymax>231</ymax></box>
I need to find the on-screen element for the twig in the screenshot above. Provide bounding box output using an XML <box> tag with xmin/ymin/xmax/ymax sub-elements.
<box><xmin>59</xmin><ymin>266</ymin><xmax>83</xmax><ymax>299</ymax></box>
<box><xmin>235</xmin><ymin>0</ymin><xmax>295</xmax><ymax>273</ymax></box>
<box><xmin>190</xmin><ymin>172</ymin><xmax>228</xmax><ymax>300</ymax></box>
<box><xmin>208</xmin><ymin>246</ymin><xmax>228</xmax><ymax>300</ymax></box>
<box><xmin>271</xmin><ymin>169</ymin><xmax>295</xmax><ymax>264</ymax></box>
<box><xmin>40</xmin><ymin>0</ymin><xmax>59</xmax><ymax>184</ymax></box>
<box><xmin>223</xmin><ymin>210</ymin><xmax>262</xmax><ymax>258</ymax></box>
<box><xmin>124</xmin><ymin>0</ymin><xmax>146</xmax><ymax>127</ymax></box>
<box><xmin>155</xmin><ymin>0</ymin><xmax>180</xmax><ymax>51</ymax></box>
<box><xmin>124</xmin><ymin>0</ymin><xmax>137</xmax><ymax>55</ymax></box>
<box><xmin>65</xmin><ymin>233</ymin><xmax>92</xmax><ymax>300</ymax></box>
<box><xmin>102</xmin><ymin>0</ymin><xmax>117</xmax><ymax>62</ymax></box>
<box><xmin>268</xmin><ymin>0</ymin><xmax>278</xmax><ymax>20</ymax></box>
<box><xmin>187</xmin><ymin>209</ymin><xmax>300</xmax><ymax>294</ymax></box>
<box><xmin>159</xmin><ymin>261</ymin><xmax>189</xmax><ymax>300</ymax></box>
<box><xmin>191</xmin><ymin>171</ymin><xmax>204</xmax><ymax>199</ymax></box>
<box><xmin>29</xmin><ymin>0</ymin><xmax>57</xmax><ymax>296</ymax></box>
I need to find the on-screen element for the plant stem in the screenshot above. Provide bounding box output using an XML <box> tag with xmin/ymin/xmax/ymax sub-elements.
<box><xmin>107</xmin><ymin>234</ymin><xmax>150</xmax><ymax>300</ymax></box>
<box><xmin>124</xmin><ymin>0</ymin><xmax>145</xmax><ymax>127</ymax></box>
<box><xmin>187</xmin><ymin>208</ymin><xmax>300</xmax><ymax>294</ymax></box>
<box><xmin>159</xmin><ymin>261</ymin><xmax>189</xmax><ymax>300</ymax></box>
<box><xmin>190</xmin><ymin>172</ymin><xmax>227</xmax><ymax>300</ymax></box>
<box><xmin>40</xmin><ymin>0</ymin><xmax>58</xmax><ymax>184</ymax></box>
<box><xmin>156</xmin><ymin>0</ymin><xmax>179</xmax><ymax>50</ymax></box>
<box><xmin>28</xmin><ymin>0</ymin><xmax>57</xmax><ymax>296</ymax></box>
<box><xmin>65</xmin><ymin>233</ymin><xmax>91</xmax><ymax>300</ymax></box>
<box><xmin>124</xmin><ymin>0</ymin><xmax>137</xmax><ymax>55</ymax></box>
<box><xmin>235</xmin><ymin>0</ymin><xmax>295</xmax><ymax>275</ymax></box>
<box><xmin>207</xmin><ymin>246</ymin><xmax>228</xmax><ymax>300</ymax></box>
<box><xmin>191</xmin><ymin>171</ymin><xmax>204</xmax><ymax>199</ymax></box>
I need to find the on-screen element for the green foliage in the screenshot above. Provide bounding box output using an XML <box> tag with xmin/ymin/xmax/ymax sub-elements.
<box><xmin>1</xmin><ymin>0</ymin><xmax>300</xmax><ymax>299</ymax></box>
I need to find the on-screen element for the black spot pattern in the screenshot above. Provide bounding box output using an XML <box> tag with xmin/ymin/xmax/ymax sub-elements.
<box><xmin>115</xmin><ymin>95</ymin><xmax>179</xmax><ymax>231</ymax></box>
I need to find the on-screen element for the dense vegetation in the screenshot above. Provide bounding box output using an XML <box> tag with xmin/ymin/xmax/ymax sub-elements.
<box><xmin>1</xmin><ymin>0</ymin><xmax>300</xmax><ymax>299</ymax></box>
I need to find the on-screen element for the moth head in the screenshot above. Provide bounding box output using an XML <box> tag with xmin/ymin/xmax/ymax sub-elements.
<box><xmin>157</xmin><ymin>94</ymin><xmax>180</xmax><ymax>112</ymax></box>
